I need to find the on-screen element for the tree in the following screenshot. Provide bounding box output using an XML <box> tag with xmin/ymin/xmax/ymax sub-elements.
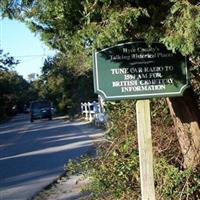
<box><xmin>0</xmin><ymin>50</ymin><xmax>38</xmax><ymax>119</ymax></box>
<box><xmin>0</xmin><ymin>71</ymin><xmax>28</xmax><ymax>114</ymax></box>
<box><xmin>0</xmin><ymin>49</ymin><xmax>19</xmax><ymax>70</ymax></box>
<box><xmin>39</xmin><ymin>55</ymin><xmax>96</xmax><ymax>115</ymax></box>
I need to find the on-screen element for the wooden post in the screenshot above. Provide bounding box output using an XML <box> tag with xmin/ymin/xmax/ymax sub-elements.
<box><xmin>136</xmin><ymin>100</ymin><xmax>156</xmax><ymax>200</ymax></box>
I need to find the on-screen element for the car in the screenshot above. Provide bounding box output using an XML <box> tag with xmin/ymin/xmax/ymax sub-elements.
<box><xmin>30</xmin><ymin>100</ymin><xmax>52</xmax><ymax>122</ymax></box>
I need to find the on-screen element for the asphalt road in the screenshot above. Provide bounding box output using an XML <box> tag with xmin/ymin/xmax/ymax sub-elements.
<box><xmin>0</xmin><ymin>114</ymin><xmax>102</xmax><ymax>200</ymax></box>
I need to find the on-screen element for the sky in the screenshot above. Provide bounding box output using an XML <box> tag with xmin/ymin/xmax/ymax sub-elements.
<box><xmin>0</xmin><ymin>18</ymin><xmax>56</xmax><ymax>79</ymax></box>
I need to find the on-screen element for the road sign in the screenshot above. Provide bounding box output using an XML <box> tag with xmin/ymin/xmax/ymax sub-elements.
<box><xmin>93</xmin><ymin>41</ymin><xmax>188</xmax><ymax>100</ymax></box>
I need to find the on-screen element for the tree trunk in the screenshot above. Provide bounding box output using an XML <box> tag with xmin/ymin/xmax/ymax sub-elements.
<box><xmin>166</xmin><ymin>88</ymin><xmax>200</xmax><ymax>169</ymax></box>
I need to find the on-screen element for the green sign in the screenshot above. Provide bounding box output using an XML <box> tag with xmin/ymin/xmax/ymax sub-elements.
<box><xmin>93</xmin><ymin>42</ymin><xmax>189</xmax><ymax>100</ymax></box>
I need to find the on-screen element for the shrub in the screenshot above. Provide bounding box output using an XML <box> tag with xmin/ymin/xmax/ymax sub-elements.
<box><xmin>66</xmin><ymin>99</ymin><xmax>200</xmax><ymax>199</ymax></box>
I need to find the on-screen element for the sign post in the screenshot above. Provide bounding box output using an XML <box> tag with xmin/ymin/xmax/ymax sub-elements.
<box><xmin>93</xmin><ymin>41</ymin><xmax>188</xmax><ymax>200</ymax></box>
<box><xmin>136</xmin><ymin>100</ymin><xmax>155</xmax><ymax>200</ymax></box>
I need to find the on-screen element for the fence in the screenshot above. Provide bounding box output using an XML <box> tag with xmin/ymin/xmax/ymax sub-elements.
<box><xmin>81</xmin><ymin>101</ymin><xmax>107</xmax><ymax>127</ymax></box>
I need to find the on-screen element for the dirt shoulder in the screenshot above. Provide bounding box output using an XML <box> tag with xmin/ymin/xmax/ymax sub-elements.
<box><xmin>32</xmin><ymin>174</ymin><xmax>91</xmax><ymax>200</ymax></box>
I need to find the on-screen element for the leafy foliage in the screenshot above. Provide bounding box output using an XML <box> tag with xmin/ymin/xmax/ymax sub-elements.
<box><xmin>37</xmin><ymin>54</ymin><xmax>97</xmax><ymax>116</ymax></box>
<box><xmin>0</xmin><ymin>50</ymin><xmax>19</xmax><ymax>71</ymax></box>
<box><xmin>155</xmin><ymin>159</ymin><xmax>200</xmax><ymax>200</ymax></box>
<box><xmin>0</xmin><ymin>50</ymin><xmax>39</xmax><ymax>120</ymax></box>
<box><xmin>161</xmin><ymin>0</ymin><xmax>200</xmax><ymax>55</ymax></box>
<box><xmin>66</xmin><ymin>99</ymin><xmax>200</xmax><ymax>199</ymax></box>
<box><xmin>0</xmin><ymin>70</ymin><xmax>29</xmax><ymax>119</ymax></box>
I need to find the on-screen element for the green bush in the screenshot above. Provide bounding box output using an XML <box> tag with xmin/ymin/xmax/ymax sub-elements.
<box><xmin>66</xmin><ymin>99</ymin><xmax>200</xmax><ymax>200</ymax></box>
<box><xmin>155</xmin><ymin>159</ymin><xmax>200</xmax><ymax>200</ymax></box>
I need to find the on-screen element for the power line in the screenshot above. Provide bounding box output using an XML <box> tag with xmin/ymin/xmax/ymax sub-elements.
<box><xmin>15</xmin><ymin>54</ymin><xmax>50</xmax><ymax>58</ymax></box>
<box><xmin>0</xmin><ymin>17</ymin><xmax>2</xmax><ymax>50</ymax></box>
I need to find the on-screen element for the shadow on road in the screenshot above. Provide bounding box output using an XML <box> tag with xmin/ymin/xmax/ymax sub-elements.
<box><xmin>0</xmin><ymin>114</ymin><xmax>103</xmax><ymax>200</ymax></box>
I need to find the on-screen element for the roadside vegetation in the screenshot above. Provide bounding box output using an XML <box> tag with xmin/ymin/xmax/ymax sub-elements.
<box><xmin>0</xmin><ymin>50</ymin><xmax>31</xmax><ymax>121</ymax></box>
<box><xmin>67</xmin><ymin>99</ymin><xmax>200</xmax><ymax>199</ymax></box>
<box><xmin>0</xmin><ymin>0</ymin><xmax>200</xmax><ymax>199</ymax></box>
